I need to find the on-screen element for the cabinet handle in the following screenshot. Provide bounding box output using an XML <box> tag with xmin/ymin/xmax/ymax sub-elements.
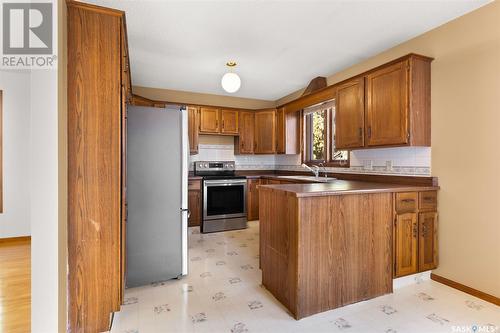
<box><xmin>367</xmin><ymin>126</ymin><xmax>372</xmax><ymax>139</ymax></box>
<box><xmin>401</xmin><ymin>198</ymin><xmax>415</xmax><ymax>203</ymax></box>
<box><xmin>216</xmin><ymin>120</ymin><xmax>218</xmax><ymax>128</ymax></box>
<box><xmin>222</xmin><ymin>120</ymin><xmax>225</xmax><ymax>129</ymax></box>
<box><xmin>358</xmin><ymin>127</ymin><xmax>363</xmax><ymax>139</ymax></box>
<box><xmin>423</xmin><ymin>196</ymin><xmax>435</xmax><ymax>203</ymax></box>
<box><xmin>422</xmin><ymin>224</ymin><xmax>427</xmax><ymax>237</ymax></box>
<box><xmin>413</xmin><ymin>223</ymin><xmax>418</xmax><ymax>238</ymax></box>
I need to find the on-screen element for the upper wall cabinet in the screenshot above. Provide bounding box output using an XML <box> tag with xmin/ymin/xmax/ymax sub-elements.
<box><xmin>199</xmin><ymin>107</ymin><xmax>239</xmax><ymax>135</ymax></box>
<box><xmin>254</xmin><ymin>109</ymin><xmax>276</xmax><ymax>154</ymax></box>
<box><xmin>188</xmin><ymin>106</ymin><xmax>199</xmax><ymax>154</ymax></box>
<box><xmin>235</xmin><ymin>111</ymin><xmax>255</xmax><ymax>154</ymax></box>
<box><xmin>199</xmin><ymin>107</ymin><xmax>220</xmax><ymax>133</ymax></box>
<box><xmin>365</xmin><ymin>61</ymin><xmax>409</xmax><ymax>146</ymax></box>
<box><xmin>221</xmin><ymin>109</ymin><xmax>239</xmax><ymax>134</ymax></box>
<box><xmin>276</xmin><ymin>107</ymin><xmax>300</xmax><ymax>154</ymax></box>
<box><xmin>365</xmin><ymin>55</ymin><xmax>432</xmax><ymax>147</ymax></box>
<box><xmin>335</xmin><ymin>78</ymin><xmax>365</xmax><ymax>149</ymax></box>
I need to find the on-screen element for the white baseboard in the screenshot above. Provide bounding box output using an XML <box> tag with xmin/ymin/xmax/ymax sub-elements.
<box><xmin>393</xmin><ymin>271</ymin><xmax>431</xmax><ymax>290</ymax></box>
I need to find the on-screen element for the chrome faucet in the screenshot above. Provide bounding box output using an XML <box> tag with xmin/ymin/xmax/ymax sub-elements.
<box><xmin>301</xmin><ymin>163</ymin><xmax>320</xmax><ymax>178</ymax></box>
<box><xmin>318</xmin><ymin>163</ymin><xmax>328</xmax><ymax>179</ymax></box>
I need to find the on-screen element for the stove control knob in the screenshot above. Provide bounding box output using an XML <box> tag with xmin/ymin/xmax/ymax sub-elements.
<box><xmin>204</xmin><ymin>163</ymin><xmax>209</xmax><ymax>168</ymax></box>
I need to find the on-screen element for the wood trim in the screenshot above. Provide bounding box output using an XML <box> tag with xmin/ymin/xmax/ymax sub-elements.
<box><xmin>0</xmin><ymin>236</ymin><xmax>31</xmax><ymax>244</ymax></box>
<box><xmin>130</xmin><ymin>94</ymin><xmax>166</xmax><ymax>108</ymax></box>
<box><xmin>431</xmin><ymin>273</ymin><xmax>500</xmax><ymax>306</ymax></box>
<box><xmin>0</xmin><ymin>90</ymin><xmax>3</xmax><ymax>213</ymax></box>
<box><xmin>66</xmin><ymin>0</ymin><xmax>125</xmax><ymax>16</ymax></box>
<box><xmin>302</xmin><ymin>77</ymin><xmax>327</xmax><ymax>96</ymax></box>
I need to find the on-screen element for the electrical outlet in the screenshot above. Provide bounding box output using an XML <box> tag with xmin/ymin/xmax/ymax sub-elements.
<box><xmin>386</xmin><ymin>160</ymin><xmax>393</xmax><ymax>171</ymax></box>
<box><xmin>363</xmin><ymin>160</ymin><xmax>373</xmax><ymax>170</ymax></box>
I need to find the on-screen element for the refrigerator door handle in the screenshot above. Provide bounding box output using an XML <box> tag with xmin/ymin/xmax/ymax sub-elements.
<box><xmin>180</xmin><ymin>208</ymin><xmax>190</xmax><ymax>218</ymax></box>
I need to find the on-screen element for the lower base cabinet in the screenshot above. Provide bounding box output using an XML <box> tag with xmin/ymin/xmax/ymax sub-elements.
<box><xmin>394</xmin><ymin>191</ymin><xmax>438</xmax><ymax>278</ymax></box>
<box><xmin>418</xmin><ymin>211</ymin><xmax>438</xmax><ymax>271</ymax></box>
<box><xmin>188</xmin><ymin>179</ymin><xmax>201</xmax><ymax>227</ymax></box>
<box><xmin>247</xmin><ymin>179</ymin><xmax>260</xmax><ymax>221</ymax></box>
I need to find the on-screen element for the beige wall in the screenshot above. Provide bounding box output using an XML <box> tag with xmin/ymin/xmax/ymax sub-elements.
<box><xmin>58</xmin><ymin>0</ymin><xmax>68</xmax><ymax>330</ymax></box>
<box><xmin>280</xmin><ymin>1</ymin><xmax>500</xmax><ymax>297</ymax></box>
<box><xmin>133</xmin><ymin>86</ymin><xmax>275</xmax><ymax>110</ymax></box>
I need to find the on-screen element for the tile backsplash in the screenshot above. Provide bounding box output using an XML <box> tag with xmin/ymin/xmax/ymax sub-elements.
<box><xmin>189</xmin><ymin>135</ymin><xmax>431</xmax><ymax>176</ymax></box>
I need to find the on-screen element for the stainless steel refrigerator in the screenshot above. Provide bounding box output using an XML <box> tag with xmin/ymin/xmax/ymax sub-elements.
<box><xmin>126</xmin><ymin>105</ymin><xmax>188</xmax><ymax>288</ymax></box>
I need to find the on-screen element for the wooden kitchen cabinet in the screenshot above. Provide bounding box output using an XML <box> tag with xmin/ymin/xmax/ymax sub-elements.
<box><xmin>235</xmin><ymin>111</ymin><xmax>255</xmax><ymax>154</ymax></box>
<box><xmin>247</xmin><ymin>179</ymin><xmax>260</xmax><ymax>221</ymax></box>
<box><xmin>188</xmin><ymin>179</ymin><xmax>202</xmax><ymax>227</ymax></box>
<box><xmin>418</xmin><ymin>212</ymin><xmax>438</xmax><ymax>271</ymax></box>
<box><xmin>365</xmin><ymin>55</ymin><xmax>432</xmax><ymax>147</ymax></box>
<box><xmin>199</xmin><ymin>107</ymin><xmax>220</xmax><ymax>133</ymax></box>
<box><xmin>68</xmin><ymin>1</ymin><xmax>130</xmax><ymax>331</ymax></box>
<box><xmin>394</xmin><ymin>212</ymin><xmax>418</xmax><ymax>277</ymax></box>
<box><xmin>188</xmin><ymin>106</ymin><xmax>199</xmax><ymax>154</ymax></box>
<box><xmin>366</xmin><ymin>61</ymin><xmax>408</xmax><ymax>146</ymax></box>
<box><xmin>221</xmin><ymin>109</ymin><xmax>239</xmax><ymax>134</ymax></box>
<box><xmin>276</xmin><ymin>107</ymin><xmax>300</xmax><ymax>154</ymax></box>
<box><xmin>254</xmin><ymin>109</ymin><xmax>276</xmax><ymax>154</ymax></box>
<box><xmin>393</xmin><ymin>190</ymin><xmax>438</xmax><ymax>278</ymax></box>
<box><xmin>335</xmin><ymin>77</ymin><xmax>365</xmax><ymax>149</ymax></box>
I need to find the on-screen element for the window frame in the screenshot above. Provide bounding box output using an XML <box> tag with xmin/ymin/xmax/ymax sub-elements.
<box><xmin>301</xmin><ymin>99</ymin><xmax>350</xmax><ymax>168</ymax></box>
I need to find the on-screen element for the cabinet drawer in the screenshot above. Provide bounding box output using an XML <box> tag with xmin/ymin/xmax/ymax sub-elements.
<box><xmin>395</xmin><ymin>192</ymin><xmax>417</xmax><ymax>213</ymax></box>
<box><xmin>419</xmin><ymin>191</ymin><xmax>437</xmax><ymax>211</ymax></box>
<box><xmin>188</xmin><ymin>179</ymin><xmax>201</xmax><ymax>190</ymax></box>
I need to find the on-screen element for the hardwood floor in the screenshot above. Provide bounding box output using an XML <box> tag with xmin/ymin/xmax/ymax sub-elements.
<box><xmin>0</xmin><ymin>238</ymin><xmax>31</xmax><ymax>333</ymax></box>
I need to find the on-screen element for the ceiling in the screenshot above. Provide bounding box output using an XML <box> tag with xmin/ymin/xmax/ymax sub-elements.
<box><xmin>87</xmin><ymin>0</ymin><xmax>490</xmax><ymax>101</ymax></box>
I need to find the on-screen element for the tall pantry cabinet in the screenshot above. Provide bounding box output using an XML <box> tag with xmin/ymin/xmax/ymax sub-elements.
<box><xmin>67</xmin><ymin>1</ymin><xmax>129</xmax><ymax>331</ymax></box>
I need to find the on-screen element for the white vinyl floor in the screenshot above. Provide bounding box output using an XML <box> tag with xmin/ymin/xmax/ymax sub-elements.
<box><xmin>110</xmin><ymin>221</ymin><xmax>500</xmax><ymax>333</ymax></box>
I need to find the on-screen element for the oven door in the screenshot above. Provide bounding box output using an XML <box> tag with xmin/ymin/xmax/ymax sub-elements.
<box><xmin>203</xmin><ymin>179</ymin><xmax>247</xmax><ymax>220</ymax></box>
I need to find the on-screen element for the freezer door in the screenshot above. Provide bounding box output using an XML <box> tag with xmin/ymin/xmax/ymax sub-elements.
<box><xmin>126</xmin><ymin>105</ymin><xmax>187</xmax><ymax>287</ymax></box>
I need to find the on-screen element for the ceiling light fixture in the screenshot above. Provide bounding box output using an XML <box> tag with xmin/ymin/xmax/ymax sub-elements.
<box><xmin>221</xmin><ymin>61</ymin><xmax>241</xmax><ymax>93</ymax></box>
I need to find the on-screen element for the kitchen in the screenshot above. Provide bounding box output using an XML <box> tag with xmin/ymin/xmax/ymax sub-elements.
<box><xmin>62</xmin><ymin>1</ymin><xmax>500</xmax><ymax>333</ymax></box>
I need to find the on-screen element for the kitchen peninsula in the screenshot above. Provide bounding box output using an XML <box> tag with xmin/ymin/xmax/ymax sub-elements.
<box><xmin>259</xmin><ymin>180</ymin><xmax>439</xmax><ymax>319</ymax></box>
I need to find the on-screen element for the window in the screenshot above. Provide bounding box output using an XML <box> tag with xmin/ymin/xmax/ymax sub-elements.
<box><xmin>303</xmin><ymin>100</ymin><xmax>349</xmax><ymax>167</ymax></box>
<box><xmin>304</xmin><ymin>107</ymin><xmax>328</xmax><ymax>162</ymax></box>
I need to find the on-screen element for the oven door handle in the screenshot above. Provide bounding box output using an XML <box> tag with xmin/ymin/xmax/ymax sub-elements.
<box><xmin>204</xmin><ymin>180</ymin><xmax>247</xmax><ymax>186</ymax></box>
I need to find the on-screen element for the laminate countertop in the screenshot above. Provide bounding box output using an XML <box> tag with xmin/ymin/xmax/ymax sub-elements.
<box><xmin>260</xmin><ymin>179</ymin><xmax>439</xmax><ymax>198</ymax></box>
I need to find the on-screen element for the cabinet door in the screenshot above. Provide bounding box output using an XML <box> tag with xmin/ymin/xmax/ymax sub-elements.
<box><xmin>199</xmin><ymin>107</ymin><xmax>220</xmax><ymax>133</ymax></box>
<box><xmin>419</xmin><ymin>212</ymin><xmax>438</xmax><ymax>271</ymax></box>
<box><xmin>276</xmin><ymin>108</ymin><xmax>285</xmax><ymax>153</ymax></box>
<box><xmin>221</xmin><ymin>109</ymin><xmax>239</xmax><ymax>134</ymax></box>
<box><xmin>335</xmin><ymin>78</ymin><xmax>365</xmax><ymax>149</ymax></box>
<box><xmin>188</xmin><ymin>190</ymin><xmax>201</xmax><ymax>227</ymax></box>
<box><xmin>394</xmin><ymin>212</ymin><xmax>418</xmax><ymax>277</ymax></box>
<box><xmin>366</xmin><ymin>60</ymin><xmax>409</xmax><ymax>146</ymax></box>
<box><xmin>254</xmin><ymin>109</ymin><xmax>276</xmax><ymax>154</ymax></box>
<box><xmin>237</xmin><ymin>111</ymin><xmax>255</xmax><ymax>154</ymax></box>
<box><xmin>188</xmin><ymin>107</ymin><xmax>199</xmax><ymax>154</ymax></box>
<box><xmin>247</xmin><ymin>179</ymin><xmax>260</xmax><ymax>221</ymax></box>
